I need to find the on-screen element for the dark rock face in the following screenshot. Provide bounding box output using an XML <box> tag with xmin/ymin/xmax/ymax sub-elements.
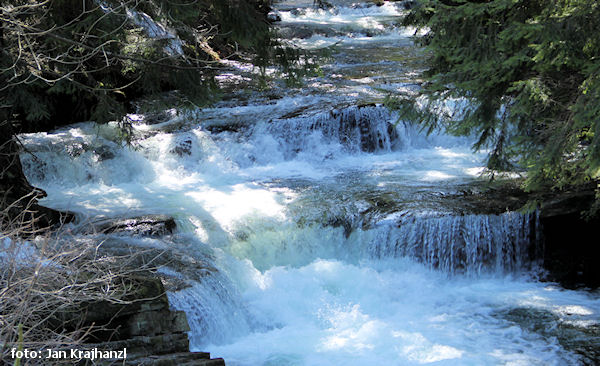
<box><xmin>541</xmin><ymin>211</ymin><xmax>600</xmax><ymax>289</ymax></box>
<box><xmin>94</xmin><ymin>145</ymin><xmax>116</xmax><ymax>161</ymax></box>
<box><xmin>540</xmin><ymin>191</ymin><xmax>596</xmax><ymax>218</ymax></box>
<box><xmin>204</xmin><ymin>122</ymin><xmax>247</xmax><ymax>134</ymax></box>
<box><xmin>305</xmin><ymin>105</ymin><xmax>399</xmax><ymax>153</ymax></box>
<box><xmin>535</xmin><ymin>189</ymin><xmax>600</xmax><ymax>288</ymax></box>
<box><xmin>56</xmin><ymin>276</ymin><xmax>225</xmax><ymax>365</ymax></box>
<box><xmin>315</xmin><ymin>1</ymin><xmax>334</xmax><ymax>10</ymax></box>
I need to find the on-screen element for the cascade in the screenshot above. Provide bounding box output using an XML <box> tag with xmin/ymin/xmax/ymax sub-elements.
<box><xmin>167</xmin><ymin>272</ymin><xmax>256</xmax><ymax>346</ymax></box>
<box><xmin>265</xmin><ymin>105</ymin><xmax>400</xmax><ymax>154</ymax></box>
<box><xmin>368</xmin><ymin>212</ymin><xmax>542</xmax><ymax>274</ymax></box>
<box><xmin>17</xmin><ymin>1</ymin><xmax>599</xmax><ymax>365</ymax></box>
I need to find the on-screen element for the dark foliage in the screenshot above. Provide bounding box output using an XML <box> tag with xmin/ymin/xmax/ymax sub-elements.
<box><xmin>394</xmin><ymin>0</ymin><xmax>599</xmax><ymax>205</ymax></box>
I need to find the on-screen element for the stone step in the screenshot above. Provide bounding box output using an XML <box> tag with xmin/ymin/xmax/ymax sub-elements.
<box><xmin>122</xmin><ymin>352</ymin><xmax>225</xmax><ymax>366</ymax></box>
<box><xmin>86</xmin><ymin>332</ymin><xmax>190</xmax><ymax>358</ymax></box>
<box><xmin>87</xmin><ymin>351</ymin><xmax>224</xmax><ymax>365</ymax></box>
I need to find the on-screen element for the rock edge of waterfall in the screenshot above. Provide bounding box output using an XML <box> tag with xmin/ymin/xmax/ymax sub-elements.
<box><xmin>462</xmin><ymin>183</ymin><xmax>600</xmax><ymax>289</ymax></box>
<box><xmin>68</xmin><ymin>274</ymin><xmax>225</xmax><ymax>366</ymax></box>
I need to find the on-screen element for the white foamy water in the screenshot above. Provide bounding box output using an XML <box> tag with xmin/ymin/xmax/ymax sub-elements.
<box><xmin>18</xmin><ymin>1</ymin><xmax>599</xmax><ymax>365</ymax></box>
<box><xmin>202</xmin><ymin>259</ymin><xmax>597</xmax><ymax>366</ymax></box>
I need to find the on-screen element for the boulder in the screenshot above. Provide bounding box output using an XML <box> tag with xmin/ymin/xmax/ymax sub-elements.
<box><xmin>171</xmin><ymin>137</ymin><xmax>193</xmax><ymax>157</ymax></box>
<box><xmin>267</xmin><ymin>12</ymin><xmax>281</xmax><ymax>23</ymax></box>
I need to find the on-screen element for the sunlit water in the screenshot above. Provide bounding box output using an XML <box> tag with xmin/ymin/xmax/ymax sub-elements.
<box><xmin>19</xmin><ymin>1</ymin><xmax>599</xmax><ymax>365</ymax></box>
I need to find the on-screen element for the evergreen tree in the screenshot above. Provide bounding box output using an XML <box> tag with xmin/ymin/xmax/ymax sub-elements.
<box><xmin>0</xmin><ymin>0</ymin><xmax>277</xmax><ymax>130</ymax></box>
<box><xmin>397</xmin><ymin>0</ymin><xmax>600</xmax><ymax>203</ymax></box>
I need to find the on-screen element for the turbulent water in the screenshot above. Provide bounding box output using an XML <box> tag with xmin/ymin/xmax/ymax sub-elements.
<box><xmin>19</xmin><ymin>1</ymin><xmax>600</xmax><ymax>365</ymax></box>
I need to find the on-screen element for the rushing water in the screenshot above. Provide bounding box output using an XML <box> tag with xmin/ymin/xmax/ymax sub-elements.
<box><xmin>19</xmin><ymin>1</ymin><xmax>600</xmax><ymax>365</ymax></box>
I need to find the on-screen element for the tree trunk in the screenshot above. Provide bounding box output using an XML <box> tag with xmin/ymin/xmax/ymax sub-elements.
<box><xmin>0</xmin><ymin>122</ymin><xmax>72</xmax><ymax>233</ymax></box>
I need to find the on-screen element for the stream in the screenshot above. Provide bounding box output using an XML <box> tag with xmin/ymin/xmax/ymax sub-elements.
<box><xmin>19</xmin><ymin>1</ymin><xmax>600</xmax><ymax>365</ymax></box>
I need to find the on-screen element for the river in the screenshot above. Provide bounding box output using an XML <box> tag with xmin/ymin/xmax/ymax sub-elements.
<box><xmin>19</xmin><ymin>1</ymin><xmax>600</xmax><ymax>365</ymax></box>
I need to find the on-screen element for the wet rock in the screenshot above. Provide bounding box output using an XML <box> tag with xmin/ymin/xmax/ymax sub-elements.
<box><xmin>290</xmin><ymin>8</ymin><xmax>305</xmax><ymax>16</ymax></box>
<box><xmin>95</xmin><ymin>333</ymin><xmax>189</xmax><ymax>358</ymax></box>
<box><xmin>142</xmin><ymin>110</ymin><xmax>176</xmax><ymax>125</ymax></box>
<box><xmin>125</xmin><ymin>309</ymin><xmax>190</xmax><ymax>337</ymax></box>
<box><xmin>337</xmin><ymin>105</ymin><xmax>398</xmax><ymax>152</ymax></box>
<box><xmin>79</xmin><ymin>215</ymin><xmax>177</xmax><ymax>237</ymax></box>
<box><xmin>204</xmin><ymin>122</ymin><xmax>247</xmax><ymax>134</ymax></box>
<box><xmin>498</xmin><ymin>307</ymin><xmax>600</xmax><ymax>364</ymax></box>
<box><xmin>540</xmin><ymin>190</ymin><xmax>595</xmax><ymax>218</ymax></box>
<box><xmin>66</xmin><ymin>140</ymin><xmax>88</xmax><ymax>157</ymax></box>
<box><xmin>267</xmin><ymin>12</ymin><xmax>281</xmax><ymax>22</ymax></box>
<box><xmin>442</xmin><ymin>183</ymin><xmax>600</xmax><ymax>288</ymax></box>
<box><xmin>493</xmin><ymin>186</ymin><xmax>600</xmax><ymax>288</ymax></box>
<box><xmin>74</xmin><ymin>276</ymin><xmax>169</xmax><ymax>330</ymax></box>
<box><xmin>327</xmin><ymin>216</ymin><xmax>354</xmax><ymax>238</ymax></box>
<box><xmin>94</xmin><ymin>145</ymin><xmax>116</xmax><ymax>160</ymax></box>
<box><xmin>159</xmin><ymin>275</ymin><xmax>191</xmax><ymax>292</ymax></box>
<box><xmin>121</xmin><ymin>352</ymin><xmax>225</xmax><ymax>365</ymax></box>
<box><xmin>171</xmin><ymin>137</ymin><xmax>193</xmax><ymax>156</ymax></box>
<box><xmin>278</xmin><ymin>25</ymin><xmax>342</xmax><ymax>39</ymax></box>
<box><xmin>278</xmin><ymin>26</ymin><xmax>314</xmax><ymax>39</ymax></box>
<box><xmin>442</xmin><ymin>183</ymin><xmax>530</xmax><ymax>215</ymax></box>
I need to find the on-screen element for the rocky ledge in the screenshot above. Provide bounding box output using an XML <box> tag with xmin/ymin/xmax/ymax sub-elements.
<box><xmin>445</xmin><ymin>182</ymin><xmax>600</xmax><ymax>288</ymax></box>
<box><xmin>61</xmin><ymin>276</ymin><xmax>225</xmax><ymax>365</ymax></box>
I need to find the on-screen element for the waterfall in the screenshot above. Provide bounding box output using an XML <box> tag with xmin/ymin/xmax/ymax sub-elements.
<box><xmin>264</xmin><ymin>105</ymin><xmax>400</xmax><ymax>154</ymax></box>
<box><xmin>368</xmin><ymin>212</ymin><xmax>542</xmax><ymax>274</ymax></box>
<box><xmin>224</xmin><ymin>210</ymin><xmax>541</xmax><ymax>276</ymax></box>
<box><xmin>167</xmin><ymin>272</ymin><xmax>256</xmax><ymax>346</ymax></box>
<box><xmin>167</xmin><ymin>211</ymin><xmax>542</xmax><ymax>351</ymax></box>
